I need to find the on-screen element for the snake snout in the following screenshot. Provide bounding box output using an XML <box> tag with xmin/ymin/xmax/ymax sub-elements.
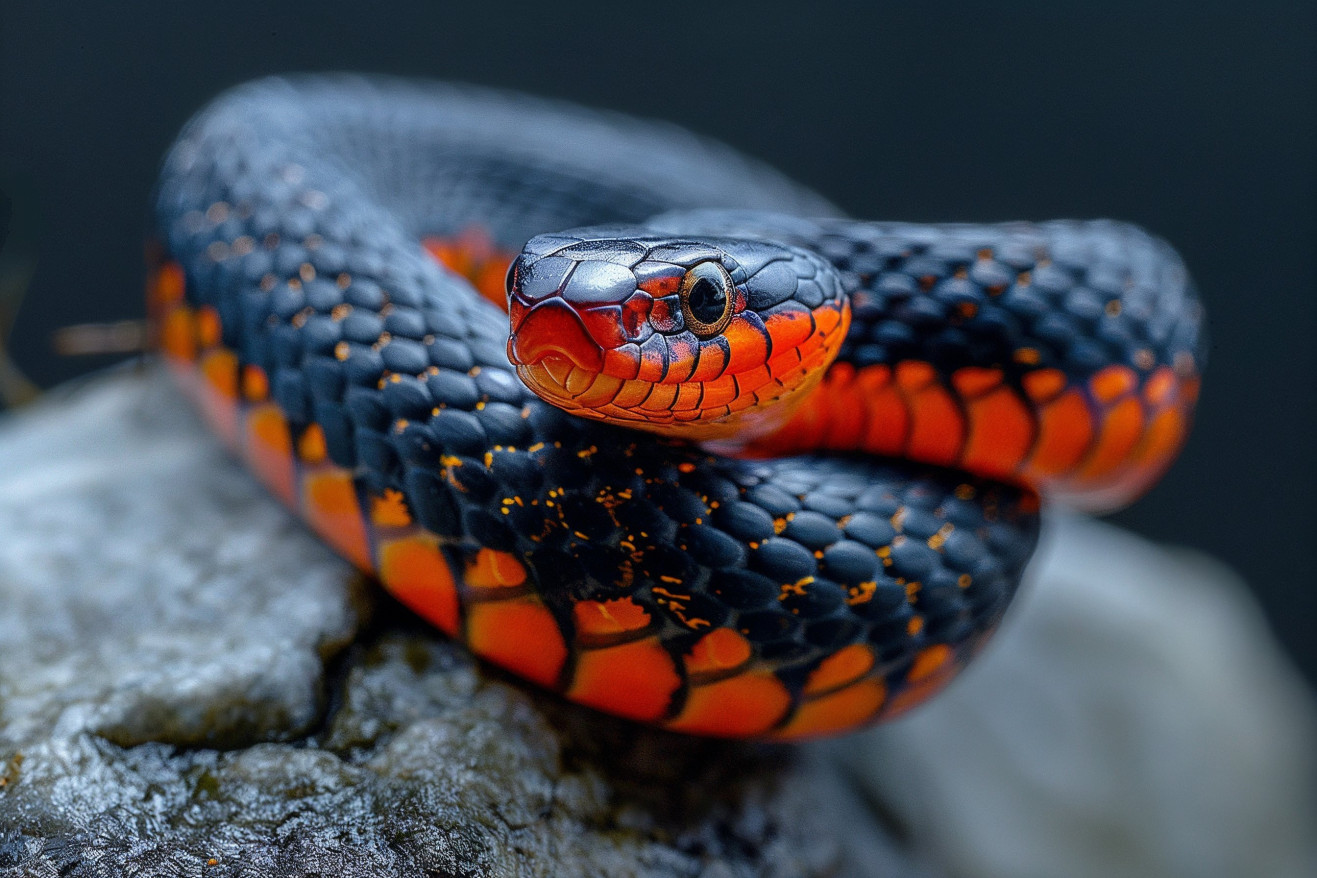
<box><xmin>508</xmin><ymin>298</ymin><xmax>605</xmax><ymax>371</ymax></box>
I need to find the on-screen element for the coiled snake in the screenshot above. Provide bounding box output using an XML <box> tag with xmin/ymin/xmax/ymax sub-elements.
<box><xmin>150</xmin><ymin>77</ymin><xmax>1202</xmax><ymax>739</ymax></box>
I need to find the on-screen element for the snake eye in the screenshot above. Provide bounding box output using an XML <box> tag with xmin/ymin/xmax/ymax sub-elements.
<box><xmin>679</xmin><ymin>261</ymin><xmax>735</xmax><ymax>338</ymax></box>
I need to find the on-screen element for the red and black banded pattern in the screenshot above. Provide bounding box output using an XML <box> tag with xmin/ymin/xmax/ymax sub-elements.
<box><xmin>148</xmin><ymin>77</ymin><xmax>1195</xmax><ymax>738</ymax></box>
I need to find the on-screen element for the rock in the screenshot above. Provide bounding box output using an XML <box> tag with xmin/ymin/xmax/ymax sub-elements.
<box><xmin>0</xmin><ymin>366</ymin><xmax>919</xmax><ymax>878</ymax></box>
<box><xmin>4</xmin><ymin>365</ymin><xmax>1315</xmax><ymax>878</ymax></box>
<box><xmin>835</xmin><ymin>514</ymin><xmax>1317</xmax><ymax>878</ymax></box>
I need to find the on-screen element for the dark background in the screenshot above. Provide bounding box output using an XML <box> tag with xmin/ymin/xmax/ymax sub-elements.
<box><xmin>2</xmin><ymin>3</ymin><xmax>1313</xmax><ymax>681</ymax></box>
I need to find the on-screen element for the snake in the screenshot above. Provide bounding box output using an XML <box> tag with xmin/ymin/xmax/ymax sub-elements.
<box><xmin>149</xmin><ymin>77</ymin><xmax>1203</xmax><ymax>739</ymax></box>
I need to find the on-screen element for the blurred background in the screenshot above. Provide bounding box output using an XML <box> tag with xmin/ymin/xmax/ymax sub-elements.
<box><xmin>1</xmin><ymin>2</ymin><xmax>1312</xmax><ymax>683</ymax></box>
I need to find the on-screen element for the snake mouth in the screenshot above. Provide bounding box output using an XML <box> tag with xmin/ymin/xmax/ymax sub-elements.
<box><xmin>508</xmin><ymin>298</ymin><xmax>605</xmax><ymax>372</ymax></box>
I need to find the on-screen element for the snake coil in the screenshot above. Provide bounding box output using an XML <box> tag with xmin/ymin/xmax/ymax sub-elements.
<box><xmin>150</xmin><ymin>77</ymin><xmax>1202</xmax><ymax>739</ymax></box>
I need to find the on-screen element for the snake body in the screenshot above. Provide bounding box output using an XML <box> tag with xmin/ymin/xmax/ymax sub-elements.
<box><xmin>150</xmin><ymin>77</ymin><xmax>1202</xmax><ymax>739</ymax></box>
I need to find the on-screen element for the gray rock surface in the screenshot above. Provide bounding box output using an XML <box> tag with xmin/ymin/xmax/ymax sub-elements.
<box><xmin>840</xmin><ymin>515</ymin><xmax>1317</xmax><ymax>878</ymax></box>
<box><xmin>3</xmin><ymin>366</ymin><xmax>1315</xmax><ymax>878</ymax></box>
<box><xmin>0</xmin><ymin>367</ymin><xmax>917</xmax><ymax>878</ymax></box>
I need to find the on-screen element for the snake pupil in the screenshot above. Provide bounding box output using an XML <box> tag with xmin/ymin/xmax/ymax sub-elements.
<box><xmin>689</xmin><ymin>278</ymin><xmax>725</xmax><ymax>324</ymax></box>
<box><xmin>680</xmin><ymin>261</ymin><xmax>734</xmax><ymax>336</ymax></box>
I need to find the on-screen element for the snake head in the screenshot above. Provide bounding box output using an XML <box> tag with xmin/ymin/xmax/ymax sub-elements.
<box><xmin>506</xmin><ymin>225</ymin><xmax>850</xmax><ymax>442</ymax></box>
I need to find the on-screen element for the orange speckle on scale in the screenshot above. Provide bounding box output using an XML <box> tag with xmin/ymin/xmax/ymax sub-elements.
<box><xmin>378</xmin><ymin>536</ymin><xmax>460</xmax><ymax>636</ymax></box>
<box><xmin>297</xmin><ymin>424</ymin><xmax>329</xmax><ymax>463</ymax></box>
<box><xmin>803</xmin><ymin>643</ymin><xmax>875</xmax><ymax>696</ymax></box>
<box><xmin>242</xmin><ymin>403</ymin><xmax>297</xmax><ymax>507</ymax></box>
<box><xmin>466</xmin><ymin>597</ymin><xmax>568</xmax><ymax>689</ymax></box>
<box><xmin>301</xmin><ymin>468</ymin><xmax>373</xmax><ymax>572</ymax></box>
<box><xmin>666</xmin><ymin>672</ymin><xmax>792</xmax><ymax>737</ymax></box>
<box><xmin>773</xmin><ymin>678</ymin><xmax>886</xmax><ymax>740</ymax></box>
<box><xmin>464</xmin><ymin>548</ymin><xmax>527</xmax><ymax>589</ymax></box>
<box><xmin>567</xmin><ymin>637</ymin><xmax>683</xmax><ymax>722</ymax></box>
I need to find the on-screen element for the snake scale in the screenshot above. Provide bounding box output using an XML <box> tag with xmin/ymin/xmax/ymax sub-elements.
<box><xmin>149</xmin><ymin>77</ymin><xmax>1203</xmax><ymax>739</ymax></box>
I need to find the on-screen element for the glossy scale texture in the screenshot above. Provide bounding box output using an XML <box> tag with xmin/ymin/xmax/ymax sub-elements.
<box><xmin>150</xmin><ymin>77</ymin><xmax>1197</xmax><ymax>738</ymax></box>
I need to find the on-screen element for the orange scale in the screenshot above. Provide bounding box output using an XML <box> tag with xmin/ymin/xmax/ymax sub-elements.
<box><xmin>370</xmin><ymin>489</ymin><xmax>413</xmax><ymax>529</ymax></box>
<box><xmin>1090</xmin><ymin>364</ymin><xmax>1138</xmax><ymax>405</ymax></box>
<box><xmin>700</xmin><ymin>375</ymin><xmax>740</xmax><ymax>409</ymax></box>
<box><xmin>765</xmin><ymin>345</ymin><xmax>803</xmax><ymax>379</ymax></box>
<box><xmin>803</xmin><ymin>643</ymin><xmax>875</xmax><ymax>696</ymax></box>
<box><xmin>878</xmin><ymin>644</ymin><xmax>959</xmax><ymax>721</ymax></box>
<box><xmin>638</xmin><ymin>382</ymin><xmax>680</xmax><ymax>412</ymax></box>
<box><xmin>297</xmin><ymin>423</ymin><xmax>329</xmax><ymax>464</ymax></box>
<box><xmin>819</xmin><ymin>391</ymin><xmax>868</xmax><ymax>449</ymax></box>
<box><xmin>574</xmin><ymin>373</ymin><xmax>625</xmax><ymax>409</ymax></box>
<box><xmin>797</xmin><ymin>339</ymin><xmax>835</xmax><ymax>375</ymax></box>
<box><xmin>196</xmin><ymin>306</ymin><xmax>223</xmax><ymax>349</ymax></box>
<box><xmin>464</xmin><ymin>547</ymin><xmax>527</xmax><ymax>589</ymax></box>
<box><xmin>902</xmin><ymin>375</ymin><xmax>966</xmax><ymax>467</ymax></box>
<box><xmin>960</xmin><ymin>385</ymin><xmax>1036</xmax><ymax>479</ymax></box>
<box><xmin>567</xmin><ymin>637</ymin><xmax>683</xmax><ymax>722</ymax></box>
<box><xmin>636</xmin><ymin>347</ymin><xmax>668</xmax><ymax>383</ymax></box>
<box><xmin>159</xmin><ymin>306</ymin><xmax>198</xmax><ymax>364</ymax></box>
<box><xmin>1085</xmin><ymin>404</ymin><xmax>1189</xmax><ymax>508</ymax></box>
<box><xmin>242</xmin><ymin>402</ymin><xmax>297</xmax><ymax>507</ymax></box>
<box><xmin>1073</xmin><ymin>394</ymin><xmax>1145</xmax><ymax>485</ymax></box>
<box><xmin>664</xmin><ymin>339</ymin><xmax>700</xmax><ymax>384</ymax></box>
<box><xmin>894</xmin><ymin>360</ymin><xmax>937</xmax><ymax>392</ymax></box>
<box><xmin>602</xmin><ymin>348</ymin><xmax>641</xmax><ymax>381</ymax></box>
<box><xmin>1021</xmin><ymin>367</ymin><xmax>1068</xmax><ymax>404</ymax></box>
<box><xmin>689</xmin><ymin>341</ymin><xmax>729</xmax><ymax>383</ymax></box>
<box><xmin>378</xmin><ymin>535</ymin><xmax>461</xmax><ymax>637</ymax></box>
<box><xmin>683</xmin><ymin>627</ymin><xmax>754</xmax><ymax>678</ymax></box>
<box><xmin>857</xmin><ymin>366</ymin><xmax>909</xmax><ymax>457</ymax></box>
<box><xmin>673</xmin><ymin>382</ymin><xmax>705</xmax><ymax>411</ymax></box>
<box><xmin>242</xmin><ymin>364</ymin><xmax>271</xmax><ymax>403</ymax></box>
<box><xmin>197</xmin><ymin>348</ymin><xmax>241</xmax><ymax>447</ymax></box>
<box><xmin>151</xmin><ymin>261</ymin><xmax>186</xmax><ymax>307</ymax></box>
<box><xmin>665</xmin><ymin>672</ymin><xmax>792</xmax><ymax>737</ymax></box>
<box><xmin>1023</xmin><ymin>387</ymin><xmax>1094</xmax><ymax>478</ymax></box>
<box><xmin>1142</xmin><ymin>366</ymin><xmax>1178</xmax><ymax>407</ymax></box>
<box><xmin>763</xmin><ymin>305</ymin><xmax>815</xmax><ymax>350</ymax></box>
<box><xmin>812</xmin><ymin>302</ymin><xmax>845</xmax><ymax>336</ymax></box>
<box><xmin>466</xmin><ymin>596</ymin><xmax>568</xmax><ymax>690</ymax></box>
<box><xmin>611</xmin><ymin>379</ymin><xmax>654</xmax><ymax>410</ymax></box>
<box><xmin>735</xmin><ymin>364</ymin><xmax>773</xmax><ymax>394</ymax></box>
<box><xmin>950</xmin><ymin>366</ymin><xmax>1004</xmax><ymax>399</ymax></box>
<box><xmin>773</xmin><ymin>678</ymin><xmax>886</xmax><ymax>740</ymax></box>
<box><xmin>573</xmin><ymin>598</ymin><xmax>653</xmax><ymax>640</ymax></box>
<box><xmin>722</xmin><ymin>316</ymin><xmax>771</xmax><ymax>374</ymax></box>
<box><xmin>301</xmin><ymin>467</ymin><xmax>373</xmax><ymax>572</ymax></box>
